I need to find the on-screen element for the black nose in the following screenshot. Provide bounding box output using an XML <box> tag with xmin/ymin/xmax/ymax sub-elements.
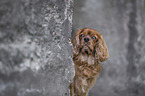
<box><xmin>84</xmin><ymin>37</ymin><xmax>89</xmax><ymax>42</ymax></box>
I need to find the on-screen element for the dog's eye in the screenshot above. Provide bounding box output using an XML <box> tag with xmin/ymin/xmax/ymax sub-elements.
<box><xmin>80</xmin><ymin>34</ymin><xmax>85</xmax><ymax>37</ymax></box>
<box><xmin>92</xmin><ymin>36</ymin><xmax>96</xmax><ymax>40</ymax></box>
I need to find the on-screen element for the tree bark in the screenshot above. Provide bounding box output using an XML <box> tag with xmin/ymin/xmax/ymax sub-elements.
<box><xmin>0</xmin><ymin>0</ymin><xmax>74</xmax><ymax>96</ymax></box>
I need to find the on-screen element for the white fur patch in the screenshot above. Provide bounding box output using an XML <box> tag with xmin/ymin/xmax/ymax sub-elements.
<box><xmin>88</xmin><ymin>56</ymin><xmax>94</xmax><ymax>65</ymax></box>
<box><xmin>82</xmin><ymin>79</ymin><xmax>87</xmax><ymax>86</ymax></box>
<box><xmin>81</xmin><ymin>54</ymin><xmax>87</xmax><ymax>62</ymax></box>
<box><xmin>82</xmin><ymin>87</ymin><xmax>85</xmax><ymax>93</ymax></box>
<box><xmin>82</xmin><ymin>79</ymin><xmax>87</xmax><ymax>93</ymax></box>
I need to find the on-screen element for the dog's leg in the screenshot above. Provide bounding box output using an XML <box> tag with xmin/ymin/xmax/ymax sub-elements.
<box><xmin>69</xmin><ymin>82</ymin><xmax>74</xmax><ymax>96</ymax></box>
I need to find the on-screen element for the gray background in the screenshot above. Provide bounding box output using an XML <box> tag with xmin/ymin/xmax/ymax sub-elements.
<box><xmin>73</xmin><ymin>0</ymin><xmax>145</xmax><ymax>96</ymax></box>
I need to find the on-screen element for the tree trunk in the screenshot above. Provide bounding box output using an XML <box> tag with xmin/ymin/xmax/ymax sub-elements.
<box><xmin>0</xmin><ymin>0</ymin><xmax>74</xmax><ymax>96</ymax></box>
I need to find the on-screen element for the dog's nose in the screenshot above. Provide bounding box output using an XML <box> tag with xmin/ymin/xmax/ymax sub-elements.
<box><xmin>84</xmin><ymin>37</ymin><xmax>89</xmax><ymax>42</ymax></box>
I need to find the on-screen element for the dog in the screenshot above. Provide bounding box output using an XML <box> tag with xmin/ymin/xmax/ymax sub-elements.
<box><xmin>69</xmin><ymin>28</ymin><xmax>109</xmax><ymax>96</ymax></box>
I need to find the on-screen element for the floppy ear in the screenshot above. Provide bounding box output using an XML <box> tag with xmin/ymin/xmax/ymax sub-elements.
<box><xmin>71</xmin><ymin>29</ymin><xmax>82</xmax><ymax>55</ymax></box>
<box><xmin>95</xmin><ymin>35</ymin><xmax>109</xmax><ymax>62</ymax></box>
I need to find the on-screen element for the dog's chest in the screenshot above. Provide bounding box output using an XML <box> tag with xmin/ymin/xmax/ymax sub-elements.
<box><xmin>80</xmin><ymin>54</ymin><xmax>95</xmax><ymax>65</ymax></box>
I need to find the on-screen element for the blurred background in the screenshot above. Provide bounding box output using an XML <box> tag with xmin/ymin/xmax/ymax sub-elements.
<box><xmin>72</xmin><ymin>0</ymin><xmax>145</xmax><ymax>96</ymax></box>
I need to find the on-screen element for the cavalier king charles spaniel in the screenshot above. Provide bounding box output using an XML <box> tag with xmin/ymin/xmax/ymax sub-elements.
<box><xmin>69</xmin><ymin>28</ymin><xmax>109</xmax><ymax>96</ymax></box>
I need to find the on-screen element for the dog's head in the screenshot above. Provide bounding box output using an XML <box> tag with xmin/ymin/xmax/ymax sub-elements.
<box><xmin>72</xmin><ymin>28</ymin><xmax>109</xmax><ymax>62</ymax></box>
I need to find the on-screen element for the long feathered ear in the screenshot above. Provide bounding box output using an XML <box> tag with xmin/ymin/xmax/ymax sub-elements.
<box><xmin>95</xmin><ymin>35</ymin><xmax>109</xmax><ymax>62</ymax></box>
<box><xmin>71</xmin><ymin>29</ymin><xmax>82</xmax><ymax>55</ymax></box>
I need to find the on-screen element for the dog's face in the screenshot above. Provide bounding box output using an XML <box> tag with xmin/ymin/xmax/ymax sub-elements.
<box><xmin>72</xmin><ymin>28</ymin><xmax>109</xmax><ymax>62</ymax></box>
<box><xmin>79</xmin><ymin>28</ymin><xmax>99</xmax><ymax>55</ymax></box>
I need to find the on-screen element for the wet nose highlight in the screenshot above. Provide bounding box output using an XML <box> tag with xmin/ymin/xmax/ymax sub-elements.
<box><xmin>84</xmin><ymin>37</ymin><xmax>89</xmax><ymax>42</ymax></box>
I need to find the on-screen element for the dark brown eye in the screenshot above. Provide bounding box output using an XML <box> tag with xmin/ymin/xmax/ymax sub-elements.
<box><xmin>80</xmin><ymin>34</ymin><xmax>85</xmax><ymax>37</ymax></box>
<box><xmin>92</xmin><ymin>36</ymin><xmax>96</xmax><ymax>40</ymax></box>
